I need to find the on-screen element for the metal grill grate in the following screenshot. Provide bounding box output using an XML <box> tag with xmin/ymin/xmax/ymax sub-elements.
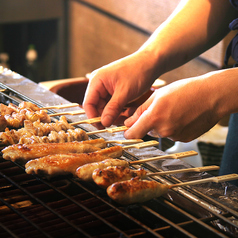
<box><xmin>0</xmin><ymin>156</ymin><xmax>236</xmax><ymax>238</ymax></box>
<box><xmin>0</xmin><ymin>83</ymin><xmax>238</xmax><ymax>237</ymax></box>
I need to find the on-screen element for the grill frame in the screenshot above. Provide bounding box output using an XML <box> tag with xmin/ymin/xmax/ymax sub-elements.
<box><xmin>0</xmin><ymin>68</ymin><xmax>238</xmax><ymax>237</ymax></box>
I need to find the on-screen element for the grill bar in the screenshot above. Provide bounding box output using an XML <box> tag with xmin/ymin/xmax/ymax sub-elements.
<box><xmin>40</xmin><ymin>178</ymin><xmax>131</xmax><ymax>237</ymax></box>
<box><xmin>0</xmin><ymin>170</ymin><xmax>91</xmax><ymax>237</ymax></box>
<box><xmin>161</xmin><ymin>173</ymin><xmax>238</xmax><ymax>219</ymax></box>
<box><xmin>146</xmin><ymin>201</ymin><xmax>229</xmax><ymax>238</ymax></box>
<box><xmin>0</xmin><ymin>196</ymin><xmax>52</xmax><ymax>238</ymax></box>
<box><xmin>69</xmin><ymin>179</ymin><xmax>165</xmax><ymax>238</ymax></box>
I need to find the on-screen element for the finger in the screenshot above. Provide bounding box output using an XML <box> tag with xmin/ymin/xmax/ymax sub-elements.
<box><xmin>124</xmin><ymin>93</ymin><xmax>155</xmax><ymax>127</ymax></box>
<box><xmin>101</xmin><ymin>89</ymin><xmax>132</xmax><ymax>127</ymax></box>
<box><xmin>124</xmin><ymin>108</ymin><xmax>154</xmax><ymax>139</ymax></box>
<box><xmin>83</xmin><ymin>79</ymin><xmax>110</xmax><ymax>119</ymax></box>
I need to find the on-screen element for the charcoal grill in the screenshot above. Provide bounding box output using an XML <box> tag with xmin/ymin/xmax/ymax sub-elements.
<box><xmin>1</xmin><ymin>67</ymin><xmax>238</xmax><ymax>238</ymax></box>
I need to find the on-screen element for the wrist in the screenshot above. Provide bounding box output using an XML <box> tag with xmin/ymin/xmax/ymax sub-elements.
<box><xmin>207</xmin><ymin>68</ymin><xmax>238</xmax><ymax>119</ymax></box>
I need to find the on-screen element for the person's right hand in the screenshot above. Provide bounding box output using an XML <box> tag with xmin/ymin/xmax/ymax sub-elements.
<box><xmin>83</xmin><ymin>52</ymin><xmax>157</xmax><ymax>127</ymax></box>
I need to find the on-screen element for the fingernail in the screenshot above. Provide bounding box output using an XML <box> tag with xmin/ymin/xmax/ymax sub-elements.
<box><xmin>124</xmin><ymin>130</ymin><xmax>132</xmax><ymax>139</ymax></box>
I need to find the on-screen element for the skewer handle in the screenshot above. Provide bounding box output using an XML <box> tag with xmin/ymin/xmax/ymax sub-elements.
<box><xmin>42</xmin><ymin>103</ymin><xmax>79</xmax><ymax>110</ymax></box>
<box><xmin>170</xmin><ymin>174</ymin><xmax>238</xmax><ymax>188</ymax></box>
<box><xmin>107</xmin><ymin>139</ymin><xmax>143</xmax><ymax>144</ymax></box>
<box><xmin>86</xmin><ymin>126</ymin><xmax>129</xmax><ymax>135</ymax></box>
<box><xmin>148</xmin><ymin>165</ymin><xmax>220</xmax><ymax>176</ymax></box>
<box><xmin>49</xmin><ymin>110</ymin><xmax>85</xmax><ymax>117</ymax></box>
<box><xmin>124</xmin><ymin>140</ymin><xmax>159</xmax><ymax>149</ymax></box>
<box><xmin>130</xmin><ymin>150</ymin><xmax>198</xmax><ymax>165</ymax></box>
<box><xmin>106</xmin><ymin>126</ymin><xmax>129</xmax><ymax>133</ymax></box>
<box><xmin>70</xmin><ymin>117</ymin><xmax>101</xmax><ymax>126</ymax></box>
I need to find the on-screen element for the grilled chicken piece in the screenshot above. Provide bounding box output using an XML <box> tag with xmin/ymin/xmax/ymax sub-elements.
<box><xmin>24</xmin><ymin>116</ymin><xmax>74</xmax><ymax>135</ymax></box>
<box><xmin>18</xmin><ymin>128</ymin><xmax>88</xmax><ymax>144</ymax></box>
<box><xmin>0</xmin><ymin>102</ymin><xmax>51</xmax><ymax>129</ymax></box>
<box><xmin>4</xmin><ymin>114</ymin><xmax>22</xmax><ymax>128</ymax></box>
<box><xmin>25</xmin><ymin>146</ymin><xmax>123</xmax><ymax>177</ymax></box>
<box><xmin>2</xmin><ymin>138</ymin><xmax>107</xmax><ymax>163</ymax></box>
<box><xmin>107</xmin><ymin>177</ymin><xmax>169</xmax><ymax>205</ymax></box>
<box><xmin>0</xmin><ymin>103</ymin><xmax>16</xmax><ymax>115</ymax></box>
<box><xmin>8</xmin><ymin>103</ymin><xmax>51</xmax><ymax>123</ymax></box>
<box><xmin>18</xmin><ymin>101</ymin><xmax>41</xmax><ymax>111</ymax></box>
<box><xmin>92</xmin><ymin>166</ymin><xmax>147</xmax><ymax>189</ymax></box>
<box><xmin>0</xmin><ymin>115</ymin><xmax>8</xmax><ymax>132</ymax></box>
<box><xmin>76</xmin><ymin>158</ymin><xmax>128</xmax><ymax>182</ymax></box>
<box><xmin>0</xmin><ymin>116</ymin><xmax>76</xmax><ymax>145</ymax></box>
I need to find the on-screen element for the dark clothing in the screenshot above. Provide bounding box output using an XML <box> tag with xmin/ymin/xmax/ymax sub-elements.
<box><xmin>220</xmin><ymin>114</ymin><xmax>238</xmax><ymax>185</ymax></box>
<box><xmin>220</xmin><ymin>0</ymin><xmax>238</xmax><ymax>185</ymax></box>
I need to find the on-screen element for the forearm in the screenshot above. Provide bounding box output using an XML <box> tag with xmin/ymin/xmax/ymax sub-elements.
<box><xmin>137</xmin><ymin>0</ymin><xmax>237</xmax><ymax>78</ymax></box>
<box><xmin>208</xmin><ymin>68</ymin><xmax>238</xmax><ymax>118</ymax></box>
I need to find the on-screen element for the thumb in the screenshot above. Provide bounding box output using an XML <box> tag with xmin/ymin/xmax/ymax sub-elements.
<box><xmin>124</xmin><ymin>107</ymin><xmax>154</xmax><ymax>139</ymax></box>
<box><xmin>124</xmin><ymin>95</ymin><xmax>156</xmax><ymax>138</ymax></box>
<box><xmin>124</xmin><ymin>92</ymin><xmax>155</xmax><ymax>126</ymax></box>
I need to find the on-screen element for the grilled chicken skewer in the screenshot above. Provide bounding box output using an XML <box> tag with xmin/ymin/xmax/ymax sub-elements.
<box><xmin>76</xmin><ymin>150</ymin><xmax>197</xmax><ymax>182</ymax></box>
<box><xmin>19</xmin><ymin>101</ymin><xmax>79</xmax><ymax>110</ymax></box>
<box><xmin>107</xmin><ymin>174</ymin><xmax>238</xmax><ymax>205</ymax></box>
<box><xmin>0</xmin><ymin>116</ymin><xmax>76</xmax><ymax>145</ymax></box>
<box><xmin>2</xmin><ymin>137</ymin><xmax>144</xmax><ymax>163</ymax></box>
<box><xmin>25</xmin><ymin>146</ymin><xmax>123</xmax><ymax>177</ymax></box>
<box><xmin>0</xmin><ymin>103</ymin><xmax>51</xmax><ymax>130</ymax></box>
<box><xmin>49</xmin><ymin>110</ymin><xmax>85</xmax><ymax>117</ymax></box>
<box><xmin>25</xmin><ymin>141</ymin><xmax>159</xmax><ymax>178</ymax></box>
<box><xmin>93</xmin><ymin>165</ymin><xmax>220</xmax><ymax>189</ymax></box>
<box><xmin>0</xmin><ymin>122</ymin><xmax>140</xmax><ymax>146</ymax></box>
<box><xmin>2</xmin><ymin>138</ymin><xmax>107</xmax><ymax>163</ymax></box>
<box><xmin>18</xmin><ymin>128</ymin><xmax>89</xmax><ymax>144</ymax></box>
<box><xmin>41</xmin><ymin>103</ymin><xmax>79</xmax><ymax>110</ymax></box>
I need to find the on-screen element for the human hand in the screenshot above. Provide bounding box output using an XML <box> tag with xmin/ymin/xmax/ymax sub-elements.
<box><xmin>83</xmin><ymin>52</ymin><xmax>156</xmax><ymax>127</ymax></box>
<box><xmin>124</xmin><ymin>75</ymin><xmax>222</xmax><ymax>142</ymax></box>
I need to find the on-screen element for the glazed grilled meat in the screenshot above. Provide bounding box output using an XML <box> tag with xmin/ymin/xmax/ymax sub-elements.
<box><xmin>76</xmin><ymin>158</ymin><xmax>128</xmax><ymax>182</ymax></box>
<box><xmin>92</xmin><ymin>166</ymin><xmax>147</xmax><ymax>189</ymax></box>
<box><xmin>25</xmin><ymin>146</ymin><xmax>124</xmax><ymax>177</ymax></box>
<box><xmin>2</xmin><ymin>138</ymin><xmax>107</xmax><ymax>163</ymax></box>
<box><xmin>107</xmin><ymin>177</ymin><xmax>169</xmax><ymax>205</ymax></box>
<box><xmin>0</xmin><ymin>115</ymin><xmax>7</xmax><ymax>132</ymax></box>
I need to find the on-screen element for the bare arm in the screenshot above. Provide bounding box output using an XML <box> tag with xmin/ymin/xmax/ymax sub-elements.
<box><xmin>83</xmin><ymin>0</ymin><xmax>237</xmax><ymax>127</ymax></box>
<box><xmin>138</xmin><ymin>0</ymin><xmax>237</xmax><ymax>77</ymax></box>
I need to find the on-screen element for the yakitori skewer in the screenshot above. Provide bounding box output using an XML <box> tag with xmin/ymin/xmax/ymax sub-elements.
<box><xmin>0</xmin><ymin>121</ymin><xmax>138</xmax><ymax>146</ymax></box>
<box><xmin>92</xmin><ymin>165</ymin><xmax>220</xmax><ymax>189</ymax></box>
<box><xmin>49</xmin><ymin>109</ymin><xmax>85</xmax><ymax>117</ymax></box>
<box><xmin>129</xmin><ymin>150</ymin><xmax>198</xmax><ymax>165</ymax></box>
<box><xmin>76</xmin><ymin>150</ymin><xmax>197</xmax><ymax>182</ymax></box>
<box><xmin>107</xmin><ymin>174</ymin><xmax>238</xmax><ymax>205</ymax></box>
<box><xmin>2</xmin><ymin>138</ymin><xmax>107</xmax><ymax>163</ymax></box>
<box><xmin>25</xmin><ymin>140</ymin><xmax>160</xmax><ymax>177</ymax></box>
<box><xmin>107</xmin><ymin>139</ymin><xmax>143</xmax><ymax>144</ymax></box>
<box><xmin>70</xmin><ymin>117</ymin><xmax>102</xmax><ymax>126</ymax></box>
<box><xmin>87</xmin><ymin>126</ymin><xmax>129</xmax><ymax>135</ymax></box>
<box><xmin>2</xmin><ymin>138</ymin><xmax>150</xmax><ymax>163</ymax></box>
<box><xmin>41</xmin><ymin>103</ymin><xmax>79</xmax><ymax>110</ymax></box>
